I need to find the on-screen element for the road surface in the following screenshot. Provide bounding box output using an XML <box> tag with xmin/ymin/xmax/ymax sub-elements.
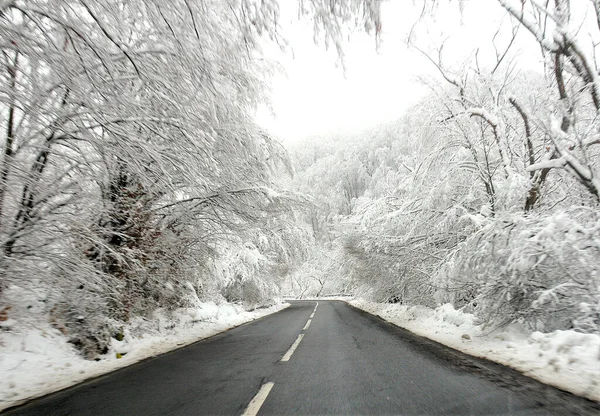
<box><xmin>4</xmin><ymin>300</ymin><xmax>599</xmax><ymax>415</ymax></box>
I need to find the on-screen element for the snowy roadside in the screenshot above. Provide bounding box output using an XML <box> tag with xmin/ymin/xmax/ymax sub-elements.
<box><xmin>0</xmin><ymin>301</ymin><xmax>289</xmax><ymax>411</ymax></box>
<box><xmin>349</xmin><ymin>299</ymin><xmax>600</xmax><ymax>403</ymax></box>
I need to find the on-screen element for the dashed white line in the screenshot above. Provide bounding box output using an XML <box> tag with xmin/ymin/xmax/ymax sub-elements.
<box><xmin>241</xmin><ymin>382</ymin><xmax>274</xmax><ymax>416</ymax></box>
<box><xmin>302</xmin><ymin>319</ymin><xmax>312</xmax><ymax>331</ymax></box>
<box><xmin>309</xmin><ymin>312</ymin><xmax>315</xmax><ymax>319</ymax></box>
<box><xmin>281</xmin><ymin>334</ymin><xmax>304</xmax><ymax>362</ymax></box>
<box><xmin>313</xmin><ymin>302</ymin><xmax>318</xmax><ymax>312</ymax></box>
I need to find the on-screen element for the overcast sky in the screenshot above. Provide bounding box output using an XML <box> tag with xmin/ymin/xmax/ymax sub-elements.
<box><xmin>256</xmin><ymin>0</ymin><xmax>546</xmax><ymax>143</ymax></box>
<box><xmin>256</xmin><ymin>1</ymin><xmax>425</xmax><ymax>143</ymax></box>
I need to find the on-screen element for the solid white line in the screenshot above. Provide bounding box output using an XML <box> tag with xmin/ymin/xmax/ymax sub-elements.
<box><xmin>242</xmin><ymin>382</ymin><xmax>274</xmax><ymax>416</ymax></box>
<box><xmin>303</xmin><ymin>319</ymin><xmax>312</xmax><ymax>331</ymax></box>
<box><xmin>281</xmin><ymin>334</ymin><xmax>304</xmax><ymax>362</ymax></box>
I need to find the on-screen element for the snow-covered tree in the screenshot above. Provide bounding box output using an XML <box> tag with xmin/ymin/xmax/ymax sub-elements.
<box><xmin>0</xmin><ymin>0</ymin><xmax>384</xmax><ymax>357</ymax></box>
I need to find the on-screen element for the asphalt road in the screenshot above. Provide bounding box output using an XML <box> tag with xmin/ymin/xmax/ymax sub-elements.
<box><xmin>4</xmin><ymin>300</ymin><xmax>599</xmax><ymax>415</ymax></box>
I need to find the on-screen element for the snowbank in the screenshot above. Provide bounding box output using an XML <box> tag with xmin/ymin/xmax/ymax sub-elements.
<box><xmin>349</xmin><ymin>299</ymin><xmax>600</xmax><ymax>402</ymax></box>
<box><xmin>0</xmin><ymin>301</ymin><xmax>289</xmax><ymax>411</ymax></box>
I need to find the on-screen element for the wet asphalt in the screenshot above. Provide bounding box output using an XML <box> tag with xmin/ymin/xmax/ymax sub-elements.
<box><xmin>3</xmin><ymin>300</ymin><xmax>599</xmax><ymax>415</ymax></box>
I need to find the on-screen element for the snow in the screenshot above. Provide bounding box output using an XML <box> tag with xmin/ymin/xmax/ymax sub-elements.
<box><xmin>0</xmin><ymin>300</ymin><xmax>289</xmax><ymax>412</ymax></box>
<box><xmin>349</xmin><ymin>299</ymin><xmax>600</xmax><ymax>402</ymax></box>
<box><xmin>527</xmin><ymin>157</ymin><xmax>567</xmax><ymax>171</ymax></box>
<box><xmin>261</xmin><ymin>186</ymin><xmax>281</xmax><ymax>200</ymax></box>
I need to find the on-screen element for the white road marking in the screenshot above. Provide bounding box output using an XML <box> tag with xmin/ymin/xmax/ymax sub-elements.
<box><xmin>242</xmin><ymin>382</ymin><xmax>274</xmax><ymax>416</ymax></box>
<box><xmin>309</xmin><ymin>312</ymin><xmax>315</xmax><ymax>319</ymax></box>
<box><xmin>303</xmin><ymin>319</ymin><xmax>312</xmax><ymax>331</ymax></box>
<box><xmin>281</xmin><ymin>334</ymin><xmax>304</xmax><ymax>362</ymax></box>
<box><xmin>314</xmin><ymin>302</ymin><xmax>318</xmax><ymax>312</ymax></box>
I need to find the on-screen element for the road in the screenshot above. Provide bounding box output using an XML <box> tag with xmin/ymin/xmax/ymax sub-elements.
<box><xmin>4</xmin><ymin>300</ymin><xmax>599</xmax><ymax>415</ymax></box>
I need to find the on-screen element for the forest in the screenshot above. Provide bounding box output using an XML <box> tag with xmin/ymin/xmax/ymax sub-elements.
<box><xmin>0</xmin><ymin>0</ymin><xmax>598</xmax><ymax>364</ymax></box>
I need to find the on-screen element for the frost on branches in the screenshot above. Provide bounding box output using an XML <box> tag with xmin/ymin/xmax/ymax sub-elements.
<box><xmin>0</xmin><ymin>0</ymin><xmax>381</xmax><ymax>359</ymax></box>
<box><xmin>290</xmin><ymin>0</ymin><xmax>600</xmax><ymax>336</ymax></box>
<box><xmin>0</xmin><ymin>0</ymin><xmax>318</xmax><ymax>359</ymax></box>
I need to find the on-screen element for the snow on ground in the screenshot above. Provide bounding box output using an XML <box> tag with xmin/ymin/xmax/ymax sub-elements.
<box><xmin>349</xmin><ymin>299</ymin><xmax>600</xmax><ymax>402</ymax></box>
<box><xmin>0</xmin><ymin>299</ymin><xmax>289</xmax><ymax>412</ymax></box>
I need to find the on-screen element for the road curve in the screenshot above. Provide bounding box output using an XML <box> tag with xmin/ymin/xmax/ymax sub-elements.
<box><xmin>4</xmin><ymin>300</ymin><xmax>599</xmax><ymax>415</ymax></box>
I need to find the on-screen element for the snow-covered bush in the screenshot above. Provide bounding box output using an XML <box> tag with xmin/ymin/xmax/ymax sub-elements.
<box><xmin>448</xmin><ymin>208</ymin><xmax>600</xmax><ymax>333</ymax></box>
<box><xmin>50</xmin><ymin>296</ymin><xmax>116</xmax><ymax>359</ymax></box>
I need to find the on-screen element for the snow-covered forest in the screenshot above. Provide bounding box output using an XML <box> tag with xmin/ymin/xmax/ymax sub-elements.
<box><xmin>0</xmin><ymin>0</ymin><xmax>599</xmax><ymax>397</ymax></box>
<box><xmin>291</xmin><ymin>0</ymin><xmax>600</xmax><ymax>337</ymax></box>
<box><xmin>0</xmin><ymin>0</ymin><xmax>374</xmax><ymax>359</ymax></box>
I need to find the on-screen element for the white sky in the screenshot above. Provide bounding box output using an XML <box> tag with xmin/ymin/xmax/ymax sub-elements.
<box><xmin>256</xmin><ymin>0</ymin><xmax>545</xmax><ymax>143</ymax></box>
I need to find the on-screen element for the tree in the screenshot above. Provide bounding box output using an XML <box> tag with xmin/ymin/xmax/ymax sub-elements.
<box><xmin>0</xmin><ymin>0</ymin><xmax>384</xmax><ymax>357</ymax></box>
<box><xmin>496</xmin><ymin>0</ymin><xmax>600</xmax><ymax>202</ymax></box>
